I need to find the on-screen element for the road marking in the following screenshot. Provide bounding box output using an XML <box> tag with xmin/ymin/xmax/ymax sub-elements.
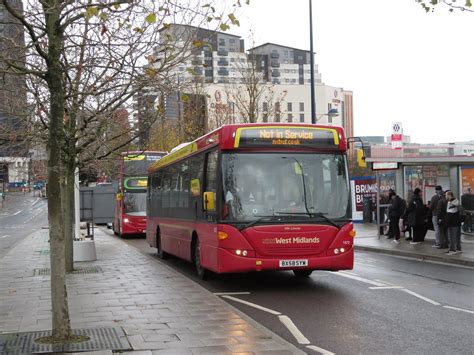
<box><xmin>213</xmin><ymin>292</ymin><xmax>251</xmax><ymax>296</ymax></box>
<box><xmin>369</xmin><ymin>286</ymin><xmax>405</xmax><ymax>290</ymax></box>
<box><xmin>278</xmin><ymin>315</ymin><xmax>310</xmax><ymax>345</ymax></box>
<box><xmin>0</xmin><ymin>235</ymin><xmax>11</xmax><ymax>239</ymax></box>
<box><xmin>443</xmin><ymin>306</ymin><xmax>474</xmax><ymax>314</ymax></box>
<box><xmin>400</xmin><ymin>289</ymin><xmax>441</xmax><ymax>306</ymax></box>
<box><xmin>306</xmin><ymin>345</ymin><xmax>336</xmax><ymax>355</ymax></box>
<box><xmin>331</xmin><ymin>271</ymin><xmax>387</xmax><ymax>287</ymax></box>
<box><xmin>13</xmin><ymin>210</ymin><xmax>23</xmax><ymax>216</ymax></box>
<box><xmin>221</xmin><ymin>295</ymin><xmax>281</xmax><ymax>315</ymax></box>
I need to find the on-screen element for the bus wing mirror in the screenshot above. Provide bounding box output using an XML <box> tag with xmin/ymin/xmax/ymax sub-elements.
<box><xmin>203</xmin><ymin>191</ymin><xmax>215</xmax><ymax>211</ymax></box>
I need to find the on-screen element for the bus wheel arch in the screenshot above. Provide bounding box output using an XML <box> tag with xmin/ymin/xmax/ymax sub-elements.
<box><xmin>156</xmin><ymin>227</ymin><xmax>168</xmax><ymax>259</ymax></box>
<box><xmin>191</xmin><ymin>232</ymin><xmax>209</xmax><ymax>280</ymax></box>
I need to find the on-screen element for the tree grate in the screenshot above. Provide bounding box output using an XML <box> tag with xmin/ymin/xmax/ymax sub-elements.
<box><xmin>33</xmin><ymin>266</ymin><xmax>103</xmax><ymax>276</ymax></box>
<box><xmin>0</xmin><ymin>326</ymin><xmax>131</xmax><ymax>354</ymax></box>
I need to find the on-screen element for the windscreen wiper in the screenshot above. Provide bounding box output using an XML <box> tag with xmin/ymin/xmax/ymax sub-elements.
<box><xmin>238</xmin><ymin>215</ymin><xmax>285</xmax><ymax>231</ymax></box>
<box><xmin>275</xmin><ymin>211</ymin><xmax>340</xmax><ymax>228</ymax></box>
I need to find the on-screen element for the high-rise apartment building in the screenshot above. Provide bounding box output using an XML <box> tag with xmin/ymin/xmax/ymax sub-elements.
<box><xmin>248</xmin><ymin>43</ymin><xmax>322</xmax><ymax>85</ymax></box>
<box><xmin>0</xmin><ymin>0</ymin><xmax>27</xmax><ymax>155</ymax></box>
<box><xmin>0</xmin><ymin>0</ymin><xmax>27</xmax><ymax>183</ymax></box>
<box><xmin>136</xmin><ymin>24</ymin><xmax>353</xmax><ymax>147</ymax></box>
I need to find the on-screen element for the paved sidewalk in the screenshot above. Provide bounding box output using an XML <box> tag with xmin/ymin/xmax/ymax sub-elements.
<box><xmin>0</xmin><ymin>228</ymin><xmax>303</xmax><ymax>354</ymax></box>
<box><xmin>354</xmin><ymin>223</ymin><xmax>474</xmax><ymax>267</ymax></box>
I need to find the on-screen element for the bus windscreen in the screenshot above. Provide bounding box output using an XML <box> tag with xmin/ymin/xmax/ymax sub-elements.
<box><xmin>222</xmin><ymin>152</ymin><xmax>350</xmax><ymax>221</ymax></box>
<box><xmin>123</xmin><ymin>191</ymin><xmax>147</xmax><ymax>215</ymax></box>
<box><xmin>124</xmin><ymin>153</ymin><xmax>164</xmax><ymax>175</ymax></box>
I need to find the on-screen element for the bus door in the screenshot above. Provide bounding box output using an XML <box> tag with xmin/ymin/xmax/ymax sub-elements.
<box><xmin>200</xmin><ymin>150</ymin><xmax>219</xmax><ymax>269</ymax></box>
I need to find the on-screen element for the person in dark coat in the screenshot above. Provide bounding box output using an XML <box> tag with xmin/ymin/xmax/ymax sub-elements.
<box><xmin>436</xmin><ymin>190</ymin><xmax>450</xmax><ymax>249</ymax></box>
<box><xmin>387</xmin><ymin>189</ymin><xmax>404</xmax><ymax>244</ymax></box>
<box><xmin>429</xmin><ymin>185</ymin><xmax>444</xmax><ymax>247</ymax></box>
<box><xmin>405</xmin><ymin>188</ymin><xmax>427</xmax><ymax>244</ymax></box>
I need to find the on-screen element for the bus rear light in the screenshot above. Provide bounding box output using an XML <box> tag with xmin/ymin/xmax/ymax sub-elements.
<box><xmin>218</xmin><ymin>231</ymin><xmax>229</xmax><ymax>240</ymax></box>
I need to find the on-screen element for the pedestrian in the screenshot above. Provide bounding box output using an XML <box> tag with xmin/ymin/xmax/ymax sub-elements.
<box><xmin>387</xmin><ymin>189</ymin><xmax>405</xmax><ymax>244</ymax></box>
<box><xmin>436</xmin><ymin>190</ymin><xmax>450</xmax><ymax>249</ymax></box>
<box><xmin>445</xmin><ymin>191</ymin><xmax>462</xmax><ymax>255</ymax></box>
<box><xmin>379</xmin><ymin>191</ymin><xmax>391</xmax><ymax>237</ymax></box>
<box><xmin>429</xmin><ymin>185</ymin><xmax>444</xmax><ymax>248</ymax></box>
<box><xmin>405</xmin><ymin>188</ymin><xmax>426</xmax><ymax>244</ymax></box>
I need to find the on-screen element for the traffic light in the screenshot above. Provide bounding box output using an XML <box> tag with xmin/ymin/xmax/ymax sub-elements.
<box><xmin>356</xmin><ymin>148</ymin><xmax>366</xmax><ymax>168</ymax></box>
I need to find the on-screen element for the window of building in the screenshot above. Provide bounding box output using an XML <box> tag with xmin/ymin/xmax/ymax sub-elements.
<box><xmin>287</xmin><ymin>102</ymin><xmax>292</xmax><ymax>112</ymax></box>
<box><xmin>299</xmin><ymin>102</ymin><xmax>304</xmax><ymax>111</ymax></box>
<box><xmin>287</xmin><ymin>113</ymin><xmax>293</xmax><ymax>122</ymax></box>
<box><xmin>300</xmin><ymin>113</ymin><xmax>305</xmax><ymax>123</ymax></box>
<box><xmin>262</xmin><ymin>101</ymin><xmax>268</xmax><ymax>112</ymax></box>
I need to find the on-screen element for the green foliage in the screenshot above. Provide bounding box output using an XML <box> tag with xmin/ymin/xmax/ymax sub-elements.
<box><xmin>417</xmin><ymin>0</ymin><xmax>473</xmax><ymax>12</ymax></box>
<box><xmin>84</xmin><ymin>6</ymin><xmax>99</xmax><ymax>19</ymax></box>
<box><xmin>145</xmin><ymin>13</ymin><xmax>157</xmax><ymax>24</ymax></box>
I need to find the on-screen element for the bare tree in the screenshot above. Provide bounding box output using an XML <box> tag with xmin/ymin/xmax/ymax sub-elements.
<box><xmin>0</xmin><ymin>0</ymin><xmax>243</xmax><ymax>342</ymax></box>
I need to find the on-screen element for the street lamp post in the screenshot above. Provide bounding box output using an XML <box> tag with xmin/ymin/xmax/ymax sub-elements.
<box><xmin>309</xmin><ymin>0</ymin><xmax>316</xmax><ymax>124</ymax></box>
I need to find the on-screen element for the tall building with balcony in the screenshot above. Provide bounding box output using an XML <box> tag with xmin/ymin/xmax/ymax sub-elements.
<box><xmin>136</xmin><ymin>24</ymin><xmax>353</xmax><ymax>147</ymax></box>
<box><xmin>248</xmin><ymin>43</ymin><xmax>323</xmax><ymax>85</ymax></box>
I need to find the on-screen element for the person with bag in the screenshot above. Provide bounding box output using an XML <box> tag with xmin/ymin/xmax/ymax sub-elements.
<box><xmin>445</xmin><ymin>191</ymin><xmax>462</xmax><ymax>255</ymax></box>
<box><xmin>405</xmin><ymin>188</ymin><xmax>426</xmax><ymax>244</ymax></box>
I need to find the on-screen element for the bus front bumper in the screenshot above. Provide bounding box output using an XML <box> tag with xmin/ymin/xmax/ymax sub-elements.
<box><xmin>216</xmin><ymin>247</ymin><xmax>354</xmax><ymax>273</ymax></box>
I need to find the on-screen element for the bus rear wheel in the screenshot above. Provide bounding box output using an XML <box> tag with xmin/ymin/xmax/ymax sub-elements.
<box><xmin>193</xmin><ymin>238</ymin><xmax>209</xmax><ymax>280</ymax></box>
<box><xmin>293</xmin><ymin>269</ymin><xmax>313</xmax><ymax>277</ymax></box>
<box><xmin>156</xmin><ymin>230</ymin><xmax>168</xmax><ymax>259</ymax></box>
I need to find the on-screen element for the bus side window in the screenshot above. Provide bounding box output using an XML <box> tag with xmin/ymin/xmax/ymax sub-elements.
<box><xmin>204</xmin><ymin>151</ymin><xmax>218</xmax><ymax>212</ymax></box>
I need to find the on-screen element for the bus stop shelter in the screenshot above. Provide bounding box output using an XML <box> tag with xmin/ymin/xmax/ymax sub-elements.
<box><xmin>365</xmin><ymin>144</ymin><xmax>474</xmax><ymax>237</ymax></box>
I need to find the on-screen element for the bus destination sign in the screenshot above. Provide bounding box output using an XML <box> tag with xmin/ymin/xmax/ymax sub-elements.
<box><xmin>124</xmin><ymin>177</ymin><xmax>148</xmax><ymax>190</ymax></box>
<box><xmin>234</xmin><ymin>127</ymin><xmax>339</xmax><ymax>148</ymax></box>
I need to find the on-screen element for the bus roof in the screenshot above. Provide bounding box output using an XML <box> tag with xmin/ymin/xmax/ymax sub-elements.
<box><xmin>121</xmin><ymin>150</ymin><xmax>167</xmax><ymax>157</ymax></box>
<box><xmin>149</xmin><ymin>123</ymin><xmax>347</xmax><ymax>172</ymax></box>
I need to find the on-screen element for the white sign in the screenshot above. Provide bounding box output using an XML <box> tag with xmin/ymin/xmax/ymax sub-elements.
<box><xmin>372</xmin><ymin>162</ymin><xmax>399</xmax><ymax>170</ymax></box>
<box><xmin>391</xmin><ymin>122</ymin><xmax>403</xmax><ymax>150</ymax></box>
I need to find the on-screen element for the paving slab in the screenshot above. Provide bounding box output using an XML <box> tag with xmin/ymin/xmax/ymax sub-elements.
<box><xmin>354</xmin><ymin>222</ymin><xmax>474</xmax><ymax>267</ymax></box>
<box><xmin>0</xmin><ymin>227</ymin><xmax>304</xmax><ymax>354</ymax></box>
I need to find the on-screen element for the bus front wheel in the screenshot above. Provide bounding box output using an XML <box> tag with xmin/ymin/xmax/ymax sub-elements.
<box><xmin>193</xmin><ymin>237</ymin><xmax>209</xmax><ymax>280</ymax></box>
<box><xmin>293</xmin><ymin>269</ymin><xmax>313</xmax><ymax>277</ymax></box>
<box><xmin>156</xmin><ymin>229</ymin><xmax>168</xmax><ymax>259</ymax></box>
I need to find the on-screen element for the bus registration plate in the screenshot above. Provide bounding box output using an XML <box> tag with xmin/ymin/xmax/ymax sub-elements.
<box><xmin>279</xmin><ymin>259</ymin><xmax>308</xmax><ymax>268</ymax></box>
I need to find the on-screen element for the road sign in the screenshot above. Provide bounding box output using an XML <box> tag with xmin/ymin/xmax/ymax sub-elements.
<box><xmin>391</xmin><ymin>122</ymin><xmax>403</xmax><ymax>150</ymax></box>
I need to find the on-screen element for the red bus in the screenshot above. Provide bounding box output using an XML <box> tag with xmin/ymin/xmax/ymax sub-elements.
<box><xmin>146</xmin><ymin>124</ymin><xmax>354</xmax><ymax>278</ymax></box>
<box><xmin>113</xmin><ymin>151</ymin><xmax>166</xmax><ymax>237</ymax></box>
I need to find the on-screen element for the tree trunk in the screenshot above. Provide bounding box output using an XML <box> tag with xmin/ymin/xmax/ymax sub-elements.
<box><xmin>64</xmin><ymin>159</ymin><xmax>74</xmax><ymax>273</ymax></box>
<box><xmin>44</xmin><ymin>0</ymin><xmax>72</xmax><ymax>340</ymax></box>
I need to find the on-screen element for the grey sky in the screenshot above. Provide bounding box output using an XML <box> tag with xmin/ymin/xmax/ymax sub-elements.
<box><xmin>232</xmin><ymin>0</ymin><xmax>473</xmax><ymax>144</ymax></box>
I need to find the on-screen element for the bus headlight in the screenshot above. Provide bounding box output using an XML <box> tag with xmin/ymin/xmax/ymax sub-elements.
<box><xmin>123</xmin><ymin>218</ymin><xmax>130</xmax><ymax>223</ymax></box>
<box><xmin>235</xmin><ymin>249</ymin><xmax>249</xmax><ymax>257</ymax></box>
